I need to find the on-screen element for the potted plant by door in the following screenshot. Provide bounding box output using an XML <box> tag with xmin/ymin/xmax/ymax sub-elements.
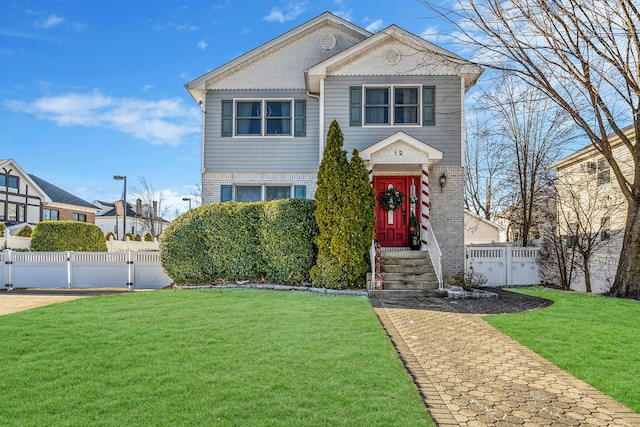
<box><xmin>408</xmin><ymin>213</ymin><xmax>421</xmax><ymax>250</ymax></box>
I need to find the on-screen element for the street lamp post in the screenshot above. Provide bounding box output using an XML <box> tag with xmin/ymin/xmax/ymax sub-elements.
<box><xmin>113</xmin><ymin>175</ymin><xmax>127</xmax><ymax>240</ymax></box>
<box><xmin>182</xmin><ymin>197</ymin><xmax>192</xmax><ymax>210</ymax></box>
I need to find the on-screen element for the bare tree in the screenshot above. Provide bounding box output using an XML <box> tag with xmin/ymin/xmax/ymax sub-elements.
<box><xmin>422</xmin><ymin>0</ymin><xmax>640</xmax><ymax>297</ymax></box>
<box><xmin>537</xmin><ymin>189</ymin><xmax>577</xmax><ymax>290</ymax></box>
<box><xmin>132</xmin><ymin>177</ymin><xmax>171</xmax><ymax>238</ymax></box>
<box><xmin>466</xmin><ymin>76</ymin><xmax>576</xmax><ymax>245</ymax></box>
<box><xmin>555</xmin><ymin>172</ymin><xmax>625</xmax><ymax>292</ymax></box>
<box><xmin>464</xmin><ymin>111</ymin><xmax>510</xmax><ymax>220</ymax></box>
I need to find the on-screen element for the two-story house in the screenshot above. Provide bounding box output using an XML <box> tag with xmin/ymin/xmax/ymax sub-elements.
<box><xmin>185</xmin><ymin>12</ymin><xmax>482</xmax><ymax>279</ymax></box>
<box><xmin>550</xmin><ymin>126</ymin><xmax>635</xmax><ymax>293</ymax></box>
<box><xmin>1</xmin><ymin>158</ymin><xmax>98</xmax><ymax>228</ymax></box>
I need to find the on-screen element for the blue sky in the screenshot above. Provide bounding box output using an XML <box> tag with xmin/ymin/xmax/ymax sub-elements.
<box><xmin>0</xmin><ymin>0</ymin><xmax>457</xmax><ymax>218</ymax></box>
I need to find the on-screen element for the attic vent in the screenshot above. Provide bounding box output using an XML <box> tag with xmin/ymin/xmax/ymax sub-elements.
<box><xmin>319</xmin><ymin>33</ymin><xmax>336</xmax><ymax>50</ymax></box>
<box><xmin>384</xmin><ymin>48</ymin><xmax>401</xmax><ymax>66</ymax></box>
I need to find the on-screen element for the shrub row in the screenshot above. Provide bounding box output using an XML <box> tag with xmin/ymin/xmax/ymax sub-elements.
<box><xmin>31</xmin><ymin>221</ymin><xmax>107</xmax><ymax>252</ymax></box>
<box><xmin>160</xmin><ymin>199</ymin><xmax>317</xmax><ymax>286</ymax></box>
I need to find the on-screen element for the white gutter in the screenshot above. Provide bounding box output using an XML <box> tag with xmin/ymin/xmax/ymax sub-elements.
<box><xmin>319</xmin><ymin>78</ymin><xmax>325</xmax><ymax>164</ymax></box>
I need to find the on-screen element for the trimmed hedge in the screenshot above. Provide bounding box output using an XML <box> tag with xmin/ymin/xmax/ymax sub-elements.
<box><xmin>17</xmin><ymin>225</ymin><xmax>33</xmax><ymax>237</ymax></box>
<box><xmin>31</xmin><ymin>221</ymin><xmax>107</xmax><ymax>252</ymax></box>
<box><xmin>160</xmin><ymin>199</ymin><xmax>317</xmax><ymax>285</ymax></box>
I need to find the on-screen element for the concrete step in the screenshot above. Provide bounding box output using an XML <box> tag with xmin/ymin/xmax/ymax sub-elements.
<box><xmin>381</xmin><ymin>250</ymin><xmax>429</xmax><ymax>259</ymax></box>
<box><xmin>368</xmin><ymin>289</ymin><xmax>447</xmax><ymax>298</ymax></box>
<box><xmin>382</xmin><ymin>272</ymin><xmax>438</xmax><ymax>283</ymax></box>
<box><xmin>382</xmin><ymin>264</ymin><xmax>434</xmax><ymax>274</ymax></box>
<box><xmin>382</xmin><ymin>280</ymin><xmax>439</xmax><ymax>291</ymax></box>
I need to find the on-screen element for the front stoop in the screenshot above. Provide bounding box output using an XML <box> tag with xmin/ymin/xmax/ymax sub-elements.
<box><xmin>367</xmin><ymin>250</ymin><xmax>445</xmax><ymax>298</ymax></box>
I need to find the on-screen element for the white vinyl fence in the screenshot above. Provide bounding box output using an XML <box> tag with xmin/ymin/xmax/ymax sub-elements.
<box><xmin>1</xmin><ymin>250</ymin><xmax>172</xmax><ymax>290</ymax></box>
<box><xmin>465</xmin><ymin>245</ymin><xmax>541</xmax><ymax>287</ymax></box>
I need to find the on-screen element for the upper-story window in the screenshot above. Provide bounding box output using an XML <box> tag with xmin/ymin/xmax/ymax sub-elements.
<box><xmin>0</xmin><ymin>175</ymin><xmax>19</xmax><ymax>188</ymax></box>
<box><xmin>235</xmin><ymin>100</ymin><xmax>292</xmax><ymax>136</ymax></box>
<box><xmin>351</xmin><ymin>85</ymin><xmax>434</xmax><ymax>127</ymax></box>
<box><xmin>597</xmin><ymin>158</ymin><xmax>610</xmax><ymax>185</ymax></box>
<box><xmin>221</xmin><ymin>99</ymin><xmax>305</xmax><ymax>138</ymax></box>
<box><xmin>364</xmin><ymin>86</ymin><xmax>419</xmax><ymax>125</ymax></box>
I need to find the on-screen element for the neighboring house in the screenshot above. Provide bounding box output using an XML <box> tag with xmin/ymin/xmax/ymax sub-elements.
<box><xmin>550</xmin><ymin>126</ymin><xmax>634</xmax><ymax>293</ymax></box>
<box><xmin>1</xmin><ymin>158</ymin><xmax>97</xmax><ymax>229</ymax></box>
<box><xmin>185</xmin><ymin>12</ymin><xmax>482</xmax><ymax>279</ymax></box>
<box><xmin>94</xmin><ymin>200</ymin><xmax>170</xmax><ymax>239</ymax></box>
<box><xmin>464</xmin><ymin>210</ymin><xmax>504</xmax><ymax>244</ymax></box>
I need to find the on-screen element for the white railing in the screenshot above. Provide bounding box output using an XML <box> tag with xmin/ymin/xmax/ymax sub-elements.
<box><xmin>1</xmin><ymin>250</ymin><xmax>172</xmax><ymax>290</ymax></box>
<box><xmin>369</xmin><ymin>240</ymin><xmax>376</xmax><ymax>291</ymax></box>
<box><xmin>465</xmin><ymin>245</ymin><xmax>540</xmax><ymax>287</ymax></box>
<box><xmin>423</xmin><ymin>219</ymin><xmax>443</xmax><ymax>289</ymax></box>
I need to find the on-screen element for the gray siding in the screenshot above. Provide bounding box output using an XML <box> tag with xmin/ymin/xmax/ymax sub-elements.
<box><xmin>323</xmin><ymin>76</ymin><xmax>463</xmax><ymax>165</ymax></box>
<box><xmin>204</xmin><ymin>89</ymin><xmax>320</xmax><ymax>173</ymax></box>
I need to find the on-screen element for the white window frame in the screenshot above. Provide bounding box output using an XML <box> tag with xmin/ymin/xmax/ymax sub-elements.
<box><xmin>363</xmin><ymin>85</ymin><xmax>421</xmax><ymax>127</ymax></box>
<box><xmin>233</xmin><ymin>99</ymin><xmax>294</xmax><ymax>138</ymax></box>
<box><xmin>234</xmin><ymin>184</ymin><xmax>294</xmax><ymax>202</ymax></box>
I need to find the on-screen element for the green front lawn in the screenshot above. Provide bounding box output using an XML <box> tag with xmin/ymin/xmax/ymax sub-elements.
<box><xmin>485</xmin><ymin>287</ymin><xmax>640</xmax><ymax>413</ymax></box>
<box><xmin>0</xmin><ymin>290</ymin><xmax>434</xmax><ymax>426</ymax></box>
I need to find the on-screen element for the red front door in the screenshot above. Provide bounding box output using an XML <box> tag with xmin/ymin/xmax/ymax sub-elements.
<box><xmin>375</xmin><ymin>176</ymin><xmax>417</xmax><ymax>247</ymax></box>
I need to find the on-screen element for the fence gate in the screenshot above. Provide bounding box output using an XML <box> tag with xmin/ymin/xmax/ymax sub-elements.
<box><xmin>465</xmin><ymin>245</ymin><xmax>540</xmax><ymax>287</ymax></box>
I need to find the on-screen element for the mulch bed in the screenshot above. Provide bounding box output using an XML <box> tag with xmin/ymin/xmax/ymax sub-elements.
<box><xmin>443</xmin><ymin>288</ymin><xmax>554</xmax><ymax>314</ymax></box>
<box><xmin>373</xmin><ymin>288</ymin><xmax>554</xmax><ymax>314</ymax></box>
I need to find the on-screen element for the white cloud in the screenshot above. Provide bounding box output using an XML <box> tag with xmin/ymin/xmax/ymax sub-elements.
<box><xmin>4</xmin><ymin>90</ymin><xmax>200</xmax><ymax>147</ymax></box>
<box><xmin>39</xmin><ymin>14</ymin><xmax>65</xmax><ymax>29</ymax></box>
<box><xmin>197</xmin><ymin>40</ymin><xmax>208</xmax><ymax>50</ymax></box>
<box><xmin>141</xmin><ymin>84</ymin><xmax>154</xmax><ymax>92</ymax></box>
<box><xmin>263</xmin><ymin>2</ymin><xmax>306</xmax><ymax>23</ymax></box>
<box><xmin>333</xmin><ymin>10</ymin><xmax>352</xmax><ymax>21</ymax></box>
<box><xmin>365</xmin><ymin>19</ymin><xmax>383</xmax><ymax>33</ymax></box>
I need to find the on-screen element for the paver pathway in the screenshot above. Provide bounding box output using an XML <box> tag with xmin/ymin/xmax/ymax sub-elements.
<box><xmin>374</xmin><ymin>301</ymin><xmax>640</xmax><ymax>426</ymax></box>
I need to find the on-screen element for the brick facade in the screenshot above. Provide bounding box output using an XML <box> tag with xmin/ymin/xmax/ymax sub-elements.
<box><xmin>428</xmin><ymin>165</ymin><xmax>464</xmax><ymax>280</ymax></box>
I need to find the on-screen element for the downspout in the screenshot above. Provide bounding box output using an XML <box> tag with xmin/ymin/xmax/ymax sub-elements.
<box><xmin>200</xmin><ymin>91</ymin><xmax>207</xmax><ymax>176</ymax></box>
<box><xmin>318</xmin><ymin>78</ymin><xmax>325</xmax><ymax>164</ymax></box>
<box><xmin>460</xmin><ymin>77</ymin><xmax>466</xmax><ymax>168</ymax></box>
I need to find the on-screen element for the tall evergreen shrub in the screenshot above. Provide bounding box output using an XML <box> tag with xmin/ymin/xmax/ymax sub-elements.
<box><xmin>311</xmin><ymin>120</ymin><xmax>350</xmax><ymax>288</ymax></box>
<box><xmin>334</xmin><ymin>149</ymin><xmax>376</xmax><ymax>286</ymax></box>
<box><xmin>311</xmin><ymin>122</ymin><xmax>376</xmax><ymax>288</ymax></box>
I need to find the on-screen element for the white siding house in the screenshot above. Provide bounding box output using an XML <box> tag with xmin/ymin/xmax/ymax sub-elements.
<box><xmin>185</xmin><ymin>12</ymin><xmax>482</xmax><ymax>280</ymax></box>
<box><xmin>550</xmin><ymin>126</ymin><xmax>635</xmax><ymax>293</ymax></box>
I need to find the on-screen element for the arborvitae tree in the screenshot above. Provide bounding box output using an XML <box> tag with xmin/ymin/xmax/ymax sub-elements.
<box><xmin>334</xmin><ymin>149</ymin><xmax>376</xmax><ymax>287</ymax></box>
<box><xmin>311</xmin><ymin>120</ymin><xmax>349</xmax><ymax>288</ymax></box>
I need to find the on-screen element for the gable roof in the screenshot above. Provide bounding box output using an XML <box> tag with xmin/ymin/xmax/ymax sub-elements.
<box><xmin>0</xmin><ymin>158</ymin><xmax>51</xmax><ymax>202</ymax></box>
<box><xmin>550</xmin><ymin>124</ymin><xmax>636</xmax><ymax>170</ymax></box>
<box><xmin>359</xmin><ymin>131</ymin><xmax>444</xmax><ymax>161</ymax></box>
<box><xmin>185</xmin><ymin>12</ymin><xmax>370</xmax><ymax>103</ymax></box>
<box><xmin>305</xmin><ymin>24</ymin><xmax>483</xmax><ymax>93</ymax></box>
<box><xmin>29</xmin><ymin>174</ymin><xmax>97</xmax><ymax>210</ymax></box>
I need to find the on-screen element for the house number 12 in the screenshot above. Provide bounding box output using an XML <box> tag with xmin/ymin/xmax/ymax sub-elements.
<box><xmin>394</xmin><ymin>150</ymin><xmax>403</xmax><ymax>156</ymax></box>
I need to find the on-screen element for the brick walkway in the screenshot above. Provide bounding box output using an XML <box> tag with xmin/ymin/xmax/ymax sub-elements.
<box><xmin>373</xmin><ymin>300</ymin><xmax>640</xmax><ymax>426</ymax></box>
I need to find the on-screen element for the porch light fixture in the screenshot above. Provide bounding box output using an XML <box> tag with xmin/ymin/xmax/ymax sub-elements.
<box><xmin>113</xmin><ymin>175</ymin><xmax>127</xmax><ymax>240</ymax></box>
<box><xmin>439</xmin><ymin>173</ymin><xmax>447</xmax><ymax>192</ymax></box>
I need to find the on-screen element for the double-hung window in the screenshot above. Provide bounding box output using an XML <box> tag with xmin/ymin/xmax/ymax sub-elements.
<box><xmin>352</xmin><ymin>85</ymin><xmax>433</xmax><ymax>126</ymax></box>
<box><xmin>364</xmin><ymin>86</ymin><xmax>420</xmax><ymax>126</ymax></box>
<box><xmin>235</xmin><ymin>100</ymin><xmax>292</xmax><ymax>136</ymax></box>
